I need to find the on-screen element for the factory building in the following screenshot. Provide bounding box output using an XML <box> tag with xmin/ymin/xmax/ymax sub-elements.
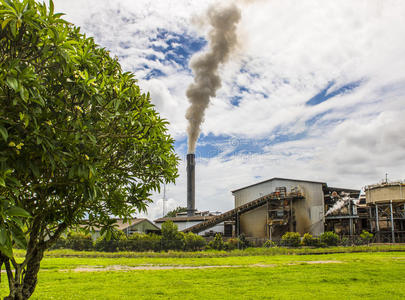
<box><xmin>232</xmin><ymin>178</ymin><xmax>326</xmax><ymax>238</ymax></box>
<box><xmin>183</xmin><ymin>177</ymin><xmax>360</xmax><ymax>241</ymax></box>
<box><xmin>181</xmin><ymin>176</ymin><xmax>405</xmax><ymax>243</ymax></box>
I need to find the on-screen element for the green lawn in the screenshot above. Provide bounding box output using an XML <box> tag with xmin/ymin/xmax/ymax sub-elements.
<box><xmin>2</xmin><ymin>251</ymin><xmax>405</xmax><ymax>299</ymax></box>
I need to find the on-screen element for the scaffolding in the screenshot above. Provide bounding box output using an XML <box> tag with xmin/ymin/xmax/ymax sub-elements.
<box><xmin>368</xmin><ymin>201</ymin><xmax>405</xmax><ymax>243</ymax></box>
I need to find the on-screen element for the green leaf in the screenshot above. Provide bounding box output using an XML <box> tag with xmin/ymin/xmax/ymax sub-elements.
<box><xmin>10</xmin><ymin>19</ymin><xmax>16</xmax><ymax>37</ymax></box>
<box><xmin>0</xmin><ymin>227</ymin><xmax>7</xmax><ymax>245</ymax></box>
<box><xmin>6</xmin><ymin>76</ymin><xmax>18</xmax><ymax>91</ymax></box>
<box><xmin>10</xmin><ymin>224</ymin><xmax>27</xmax><ymax>249</ymax></box>
<box><xmin>0</xmin><ymin>177</ymin><xmax>5</xmax><ymax>187</ymax></box>
<box><xmin>1</xmin><ymin>17</ymin><xmax>12</xmax><ymax>29</ymax></box>
<box><xmin>0</xmin><ymin>244</ymin><xmax>13</xmax><ymax>258</ymax></box>
<box><xmin>6</xmin><ymin>206</ymin><xmax>31</xmax><ymax>218</ymax></box>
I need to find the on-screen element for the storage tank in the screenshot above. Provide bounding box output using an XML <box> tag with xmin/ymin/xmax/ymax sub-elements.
<box><xmin>365</xmin><ymin>182</ymin><xmax>405</xmax><ymax>204</ymax></box>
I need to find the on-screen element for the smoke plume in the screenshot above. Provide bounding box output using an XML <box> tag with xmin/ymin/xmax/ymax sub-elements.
<box><xmin>186</xmin><ymin>3</ymin><xmax>241</xmax><ymax>153</ymax></box>
<box><xmin>325</xmin><ymin>193</ymin><xmax>354</xmax><ymax>216</ymax></box>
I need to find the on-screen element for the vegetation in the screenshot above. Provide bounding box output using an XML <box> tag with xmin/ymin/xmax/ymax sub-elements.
<box><xmin>208</xmin><ymin>234</ymin><xmax>225</xmax><ymax>250</ymax></box>
<box><xmin>320</xmin><ymin>231</ymin><xmax>340</xmax><ymax>246</ymax></box>
<box><xmin>301</xmin><ymin>233</ymin><xmax>319</xmax><ymax>247</ymax></box>
<box><xmin>1</xmin><ymin>251</ymin><xmax>405</xmax><ymax>299</ymax></box>
<box><xmin>181</xmin><ymin>232</ymin><xmax>206</xmax><ymax>251</ymax></box>
<box><xmin>360</xmin><ymin>230</ymin><xmax>373</xmax><ymax>245</ymax></box>
<box><xmin>164</xmin><ymin>206</ymin><xmax>187</xmax><ymax>218</ymax></box>
<box><xmin>0</xmin><ymin>0</ymin><xmax>178</xmax><ymax>298</ymax></box>
<box><xmin>160</xmin><ymin>221</ymin><xmax>184</xmax><ymax>251</ymax></box>
<box><xmin>281</xmin><ymin>232</ymin><xmax>301</xmax><ymax>247</ymax></box>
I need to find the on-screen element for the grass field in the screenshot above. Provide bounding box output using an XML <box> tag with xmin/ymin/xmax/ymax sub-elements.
<box><xmin>2</xmin><ymin>249</ymin><xmax>405</xmax><ymax>299</ymax></box>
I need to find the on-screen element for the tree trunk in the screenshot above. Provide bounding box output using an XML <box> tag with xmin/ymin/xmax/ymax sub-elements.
<box><xmin>3</xmin><ymin>247</ymin><xmax>44</xmax><ymax>300</ymax></box>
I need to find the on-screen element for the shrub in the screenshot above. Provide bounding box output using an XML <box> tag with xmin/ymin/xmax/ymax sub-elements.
<box><xmin>182</xmin><ymin>232</ymin><xmax>206</xmax><ymax>251</ymax></box>
<box><xmin>208</xmin><ymin>234</ymin><xmax>225</xmax><ymax>250</ymax></box>
<box><xmin>281</xmin><ymin>232</ymin><xmax>301</xmax><ymax>247</ymax></box>
<box><xmin>224</xmin><ymin>238</ymin><xmax>239</xmax><ymax>250</ymax></box>
<box><xmin>238</xmin><ymin>233</ymin><xmax>251</xmax><ymax>249</ymax></box>
<box><xmin>161</xmin><ymin>221</ymin><xmax>184</xmax><ymax>251</ymax></box>
<box><xmin>360</xmin><ymin>230</ymin><xmax>373</xmax><ymax>245</ymax></box>
<box><xmin>320</xmin><ymin>231</ymin><xmax>339</xmax><ymax>246</ymax></box>
<box><xmin>126</xmin><ymin>233</ymin><xmax>162</xmax><ymax>252</ymax></box>
<box><xmin>301</xmin><ymin>233</ymin><xmax>319</xmax><ymax>247</ymax></box>
<box><xmin>63</xmin><ymin>231</ymin><xmax>93</xmax><ymax>251</ymax></box>
<box><xmin>263</xmin><ymin>240</ymin><xmax>277</xmax><ymax>248</ymax></box>
<box><xmin>339</xmin><ymin>236</ymin><xmax>350</xmax><ymax>246</ymax></box>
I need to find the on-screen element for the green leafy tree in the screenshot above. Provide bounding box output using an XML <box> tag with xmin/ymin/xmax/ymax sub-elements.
<box><xmin>208</xmin><ymin>233</ymin><xmax>225</xmax><ymax>250</ymax></box>
<box><xmin>164</xmin><ymin>206</ymin><xmax>187</xmax><ymax>218</ymax></box>
<box><xmin>160</xmin><ymin>221</ymin><xmax>184</xmax><ymax>251</ymax></box>
<box><xmin>0</xmin><ymin>0</ymin><xmax>178</xmax><ymax>298</ymax></box>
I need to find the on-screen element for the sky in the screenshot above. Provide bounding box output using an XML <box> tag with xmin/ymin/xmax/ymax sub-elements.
<box><xmin>53</xmin><ymin>0</ymin><xmax>405</xmax><ymax>220</ymax></box>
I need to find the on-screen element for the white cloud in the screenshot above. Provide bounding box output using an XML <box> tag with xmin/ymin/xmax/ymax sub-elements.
<box><xmin>54</xmin><ymin>0</ymin><xmax>405</xmax><ymax>219</ymax></box>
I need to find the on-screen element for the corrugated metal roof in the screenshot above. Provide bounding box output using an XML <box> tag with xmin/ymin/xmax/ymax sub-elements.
<box><xmin>231</xmin><ymin>177</ymin><xmax>326</xmax><ymax>193</ymax></box>
<box><xmin>85</xmin><ymin>218</ymin><xmax>159</xmax><ymax>231</ymax></box>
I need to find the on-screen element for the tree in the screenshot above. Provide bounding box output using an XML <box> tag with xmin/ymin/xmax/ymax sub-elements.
<box><xmin>160</xmin><ymin>221</ymin><xmax>184</xmax><ymax>251</ymax></box>
<box><xmin>0</xmin><ymin>0</ymin><xmax>178</xmax><ymax>298</ymax></box>
<box><xmin>164</xmin><ymin>206</ymin><xmax>187</xmax><ymax>218</ymax></box>
<box><xmin>208</xmin><ymin>233</ymin><xmax>225</xmax><ymax>250</ymax></box>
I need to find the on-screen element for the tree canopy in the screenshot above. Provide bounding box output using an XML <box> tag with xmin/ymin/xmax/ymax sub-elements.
<box><xmin>164</xmin><ymin>206</ymin><xmax>187</xmax><ymax>218</ymax></box>
<box><xmin>0</xmin><ymin>0</ymin><xmax>178</xmax><ymax>298</ymax></box>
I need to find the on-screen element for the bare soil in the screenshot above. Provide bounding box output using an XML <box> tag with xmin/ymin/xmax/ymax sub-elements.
<box><xmin>59</xmin><ymin>260</ymin><xmax>342</xmax><ymax>272</ymax></box>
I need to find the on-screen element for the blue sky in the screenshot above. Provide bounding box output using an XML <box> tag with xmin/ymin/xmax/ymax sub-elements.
<box><xmin>55</xmin><ymin>0</ymin><xmax>405</xmax><ymax>219</ymax></box>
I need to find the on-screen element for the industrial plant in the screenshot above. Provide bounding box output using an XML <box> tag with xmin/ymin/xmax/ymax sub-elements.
<box><xmin>156</xmin><ymin>165</ymin><xmax>405</xmax><ymax>243</ymax></box>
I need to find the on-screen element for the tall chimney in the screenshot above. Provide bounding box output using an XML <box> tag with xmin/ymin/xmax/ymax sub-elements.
<box><xmin>187</xmin><ymin>153</ymin><xmax>195</xmax><ymax>216</ymax></box>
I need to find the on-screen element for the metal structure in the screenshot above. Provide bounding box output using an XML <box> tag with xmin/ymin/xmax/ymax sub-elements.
<box><xmin>179</xmin><ymin>179</ymin><xmax>405</xmax><ymax>243</ymax></box>
<box><xmin>183</xmin><ymin>189</ymin><xmax>303</xmax><ymax>235</ymax></box>
<box><xmin>323</xmin><ymin>182</ymin><xmax>405</xmax><ymax>243</ymax></box>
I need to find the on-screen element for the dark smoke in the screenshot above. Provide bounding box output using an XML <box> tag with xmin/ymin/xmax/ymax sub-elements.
<box><xmin>186</xmin><ymin>3</ymin><xmax>241</xmax><ymax>153</ymax></box>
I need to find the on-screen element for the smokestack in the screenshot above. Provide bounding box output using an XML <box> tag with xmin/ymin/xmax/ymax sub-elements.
<box><xmin>187</xmin><ymin>153</ymin><xmax>195</xmax><ymax>216</ymax></box>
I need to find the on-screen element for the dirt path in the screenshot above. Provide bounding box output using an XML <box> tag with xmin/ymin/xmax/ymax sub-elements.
<box><xmin>59</xmin><ymin>260</ymin><xmax>342</xmax><ymax>272</ymax></box>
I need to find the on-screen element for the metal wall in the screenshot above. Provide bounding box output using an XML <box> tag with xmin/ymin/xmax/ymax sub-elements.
<box><xmin>233</xmin><ymin>179</ymin><xmax>325</xmax><ymax>237</ymax></box>
<box><xmin>366</xmin><ymin>183</ymin><xmax>405</xmax><ymax>203</ymax></box>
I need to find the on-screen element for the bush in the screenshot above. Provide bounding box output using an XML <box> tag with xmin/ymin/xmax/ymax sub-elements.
<box><xmin>263</xmin><ymin>240</ymin><xmax>277</xmax><ymax>248</ymax></box>
<box><xmin>320</xmin><ymin>231</ymin><xmax>339</xmax><ymax>246</ymax></box>
<box><xmin>224</xmin><ymin>238</ymin><xmax>239</xmax><ymax>250</ymax></box>
<box><xmin>281</xmin><ymin>232</ymin><xmax>301</xmax><ymax>247</ymax></box>
<box><xmin>126</xmin><ymin>233</ymin><xmax>162</xmax><ymax>252</ymax></box>
<box><xmin>301</xmin><ymin>233</ymin><xmax>319</xmax><ymax>247</ymax></box>
<box><xmin>208</xmin><ymin>234</ymin><xmax>225</xmax><ymax>250</ymax></box>
<box><xmin>63</xmin><ymin>231</ymin><xmax>93</xmax><ymax>251</ymax></box>
<box><xmin>182</xmin><ymin>232</ymin><xmax>206</xmax><ymax>251</ymax></box>
<box><xmin>360</xmin><ymin>230</ymin><xmax>373</xmax><ymax>245</ymax></box>
<box><xmin>161</xmin><ymin>221</ymin><xmax>184</xmax><ymax>251</ymax></box>
<box><xmin>238</xmin><ymin>233</ymin><xmax>251</xmax><ymax>249</ymax></box>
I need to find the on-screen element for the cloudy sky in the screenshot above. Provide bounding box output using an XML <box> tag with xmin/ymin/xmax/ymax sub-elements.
<box><xmin>54</xmin><ymin>0</ymin><xmax>405</xmax><ymax>220</ymax></box>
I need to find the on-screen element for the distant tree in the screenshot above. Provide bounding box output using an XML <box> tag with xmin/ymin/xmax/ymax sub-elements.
<box><xmin>0</xmin><ymin>1</ymin><xmax>178</xmax><ymax>299</ymax></box>
<box><xmin>164</xmin><ymin>206</ymin><xmax>187</xmax><ymax>217</ymax></box>
<box><xmin>208</xmin><ymin>233</ymin><xmax>225</xmax><ymax>250</ymax></box>
<box><xmin>160</xmin><ymin>221</ymin><xmax>184</xmax><ymax>251</ymax></box>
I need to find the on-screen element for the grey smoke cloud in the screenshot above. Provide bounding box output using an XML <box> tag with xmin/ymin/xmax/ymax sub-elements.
<box><xmin>185</xmin><ymin>3</ymin><xmax>241</xmax><ymax>153</ymax></box>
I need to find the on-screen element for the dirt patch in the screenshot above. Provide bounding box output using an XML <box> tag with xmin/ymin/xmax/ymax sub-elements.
<box><xmin>60</xmin><ymin>265</ymin><xmax>243</xmax><ymax>272</ymax></box>
<box><xmin>61</xmin><ymin>262</ymin><xmax>343</xmax><ymax>272</ymax></box>
<box><xmin>288</xmin><ymin>260</ymin><xmax>343</xmax><ymax>265</ymax></box>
